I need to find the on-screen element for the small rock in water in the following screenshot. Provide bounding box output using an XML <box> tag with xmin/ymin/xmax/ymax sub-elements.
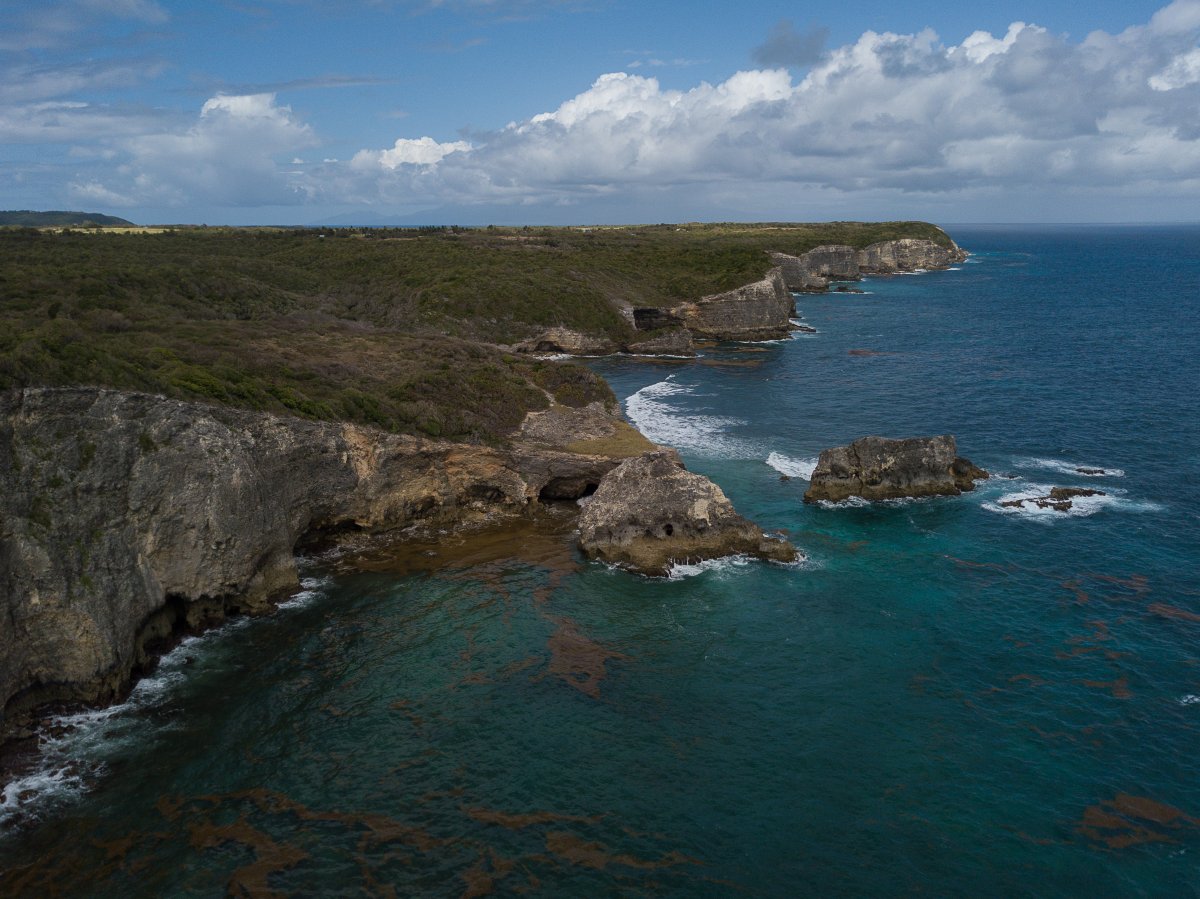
<box><xmin>1076</xmin><ymin>467</ymin><xmax>1107</xmax><ymax>475</ymax></box>
<box><xmin>1000</xmin><ymin>486</ymin><xmax>1106</xmax><ymax>512</ymax></box>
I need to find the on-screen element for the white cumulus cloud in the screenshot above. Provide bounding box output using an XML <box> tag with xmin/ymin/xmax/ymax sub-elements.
<box><xmin>352</xmin><ymin>136</ymin><xmax>472</xmax><ymax>170</ymax></box>
<box><xmin>55</xmin><ymin>0</ymin><xmax>1200</xmax><ymax>219</ymax></box>
<box><xmin>69</xmin><ymin>93</ymin><xmax>317</xmax><ymax>206</ymax></box>
<box><xmin>333</xmin><ymin>1</ymin><xmax>1200</xmax><ymax>215</ymax></box>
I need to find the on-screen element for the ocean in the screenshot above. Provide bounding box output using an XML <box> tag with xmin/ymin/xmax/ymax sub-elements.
<box><xmin>2</xmin><ymin>224</ymin><xmax>1199</xmax><ymax>896</ymax></box>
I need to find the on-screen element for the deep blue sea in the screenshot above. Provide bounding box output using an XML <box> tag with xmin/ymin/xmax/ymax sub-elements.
<box><xmin>2</xmin><ymin>225</ymin><xmax>1199</xmax><ymax>896</ymax></box>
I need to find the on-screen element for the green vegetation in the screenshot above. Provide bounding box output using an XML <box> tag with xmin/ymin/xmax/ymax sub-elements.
<box><xmin>0</xmin><ymin>210</ymin><xmax>136</xmax><ymax>228</ymax></box>
<box><xmin>0</xmin><ymin>220</ymin><xmax>953</xmax><ymax>442</ymax></box>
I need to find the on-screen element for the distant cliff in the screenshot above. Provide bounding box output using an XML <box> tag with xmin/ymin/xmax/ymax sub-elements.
<box><xmin>594</xmin><ymin>237</ymin><xmax>971</xmax><ymax>349</ymax></box>
<box><xmin>772</xmin><ymin>238</ymin><xmax>968</xmax><ymax>292</ymax></box>
<box><xmin>0</xmin><ymin>210</ymin><xmax>136</xmax><ymax>228</ymax></box>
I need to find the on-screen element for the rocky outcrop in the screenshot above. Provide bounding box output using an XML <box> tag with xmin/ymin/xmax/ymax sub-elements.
<box><xmin>624</xmin><ymin>328</ymin><xmax>695</xmax><ymax>356</ymax></box>
<box><xmin>856</xmin><ymin>238</ymin><xmax>967</xmax><ymax>274</ymax></box>
<box><xmin>0</xmin><ymin>387</ymin><xmax>651</xmax><ymax>734</ymax></box>
<box><xmin>773</xmin><ymin>239</ymin><xmax>966</xmax><ymax>292</ymax></box>
<box><xmin>670</xmin><ymin>269</ymin><xmax>794</xmax><ymax>341</ymax></box>
<box><xmin>1</xmin><ymin>386</ymin><xmax>789</xmax><ymax>734</ymax></box>
<box><xmin>513</xmin><ymin>327</ymin><xmax>617</xmax><ymax>356</ymax></box>
<box><xmin>772</xmin><ymin>245</ymin><xmax>860</xmax><ymax>291</ymax></box>
<box><xmin>804</xmin><ymin>435</ymin><xmax>988</xmax><ymax>503</ymax></box>
<box><xmin>578</xmin><ymin>451</ymin><xmax>798</xmax><ymax>575</ymax></box>
<box><xmin>1000</xmin><ymin>487</ymin><xmax>1105</xmax><ymax>512</ymax></box>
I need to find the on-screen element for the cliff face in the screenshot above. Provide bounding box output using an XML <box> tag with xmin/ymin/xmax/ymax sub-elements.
<box><xmin>0</xmin><ymin>388</ymin><xmax>633</xmax><ymax>730</ymax></box>
<box><xmin>513</xmin><ymin>237</ymin><xmax>967</xmax><ymax>352</ymax></box>
<box><xmin>671</xmin><ymin>269</ymin><xmax>794</xmax><ymax>340</ymax></box>
<box><xmin>857</xmin><ymin>238</ymin><xmax>966</xmax><ymax>274</ymax></box>
<box><xmin>771</xmin><ymin>246</ymin><xmax>859</xmax><ymax>290</ymax></box>
<box><xmin>774</xmin><ymin>239</ymin><xmax>967</xmax><ymax>291</ymax></box>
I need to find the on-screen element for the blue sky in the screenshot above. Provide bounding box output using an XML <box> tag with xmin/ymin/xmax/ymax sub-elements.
<box><xmin>2</xmin><ymin>0</ymin><xmax>1198</xmax><ymax>224</ymax></box>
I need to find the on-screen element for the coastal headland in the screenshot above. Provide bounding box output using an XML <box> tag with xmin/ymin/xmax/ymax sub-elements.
<box><xmin>0</xmin><ymin>220</ymin><xmax>964</xmax><ymax>746</ymax></box>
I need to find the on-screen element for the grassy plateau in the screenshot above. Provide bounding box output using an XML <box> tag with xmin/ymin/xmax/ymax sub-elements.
<box><xmin>0</xmin><ymin>221</ymin><xmax>954</xmax><ymax>443</ymax></box>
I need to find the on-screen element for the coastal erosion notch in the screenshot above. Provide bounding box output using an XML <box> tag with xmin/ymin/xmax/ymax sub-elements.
<box><xmin>0</xmin><ymin>386</ymin><xmax>786</xmax><ymax>737</ymax></box>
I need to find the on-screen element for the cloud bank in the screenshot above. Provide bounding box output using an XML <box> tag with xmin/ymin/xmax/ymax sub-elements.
<box><xmin>24</xmin><ymin>0</ymin><xmax>1200</xmax><ymax>218</ymax></box>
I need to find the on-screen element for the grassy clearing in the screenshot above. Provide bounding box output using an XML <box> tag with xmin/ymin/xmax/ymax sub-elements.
<box><xmin>565</xmin><ymin>421</ymin><xmax>658</xmax><ymax>458</ymax></box>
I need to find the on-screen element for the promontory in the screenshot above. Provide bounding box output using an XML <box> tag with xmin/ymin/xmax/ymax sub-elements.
<box><xmin>0</xmin><ymin>219</ymin><xmax>963</xmax><ymax>742</ymax></box>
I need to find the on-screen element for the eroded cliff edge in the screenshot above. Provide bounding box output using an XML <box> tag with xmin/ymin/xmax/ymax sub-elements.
<box><xmin>0</xmin><ymin>388</ymin><xmax>638</xmax><ymax>733</ymax></box>
<box><xmin>0</xmin><ymin>386</ymin><xmax>795</xmax><ymax>738</ymax></box>
<box><xmin>518</xmin><ymin>237</ymin><xmax>969</xmax><ymax>353</ymax></box>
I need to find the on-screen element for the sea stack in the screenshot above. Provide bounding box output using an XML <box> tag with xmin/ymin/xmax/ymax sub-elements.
<box><xmin>578</xmin><ymin>451</ymin><xmax>798</xmax><ymax>575</ymax></box>
<box><xmin>804</xmin><ymin>435</ymin><xmax>988</xmax><ymax>503</ymax></box>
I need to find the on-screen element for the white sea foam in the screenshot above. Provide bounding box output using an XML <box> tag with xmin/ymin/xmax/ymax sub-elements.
<box><xmin>1015</xmin><ymin>457</ymin><xmax>1125</xmax><ymax>478</ymax></box>
<box><xmin>981</xmin><ymin>482</ymin><xmax>1161</xmax><ymax>521</ymax></box>
<box><xmin>1179</xmin><ymin>695</ymin><xmax>1200</xmax><ymax>706</ymax></box>
<box><xmin>766</xmin><ymin>452</ymin><xmax>817</xmax><ymax>480</ymax></box>
<box><xmin>945</xmin><ymin>266</ymin><xmax>963</xmax><ymax>271</ymax></box>
<box><xmin>277</xmin><ymin>575</ymin><xmax>332</xmax><ymax>610</ymax></box>
<box><xmin>667</xmin><ymin>555</ymin><xmax>753</xmax><ymax>579</ymax></box>
<box><xmin>0</xmin><ymin>577</ymin><xmax>331</xmax><ymax>829</ymax></box>
<box><xmin>625</xmin><ymin>377</ymin><xmax>756</xmax><ymax>458</ymax></box>
<box><xmin>818</xmin><ymin>496</ymin><xmax>872</xmax><ymax>509</ymax></box>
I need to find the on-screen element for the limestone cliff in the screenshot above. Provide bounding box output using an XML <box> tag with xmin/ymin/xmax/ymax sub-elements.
<box><xmin>771</xmin><ymin>245</ymin><xmax>860</xmax><ymax>291</ymax></box>
<box><xmin>774</xmin><ymin>239</ymin><xmax>967</xmax><ymax>292</ymax></box>
<box><xmin>856</xmin><ymin>238</ymin><xmax>967</xmax><ymax>274</ymax></box>
<box><xmin>1</xmin><ymin>386</ymin><xmax>790</xmax><ymax>737</ymax></box>
<box><xmin>0</xmin><ymin>388</ymin><xmax>637</xmax><ymax>733</ymax></box>
<box><xmin>670</xmin><ymin>269</ymin><xmax>794</xmax><ymax>341</ymax></box>
<box><xmin>515</xmin><ymin>236</ymin><xmax>967</xmax><ymax>352</ymax></box>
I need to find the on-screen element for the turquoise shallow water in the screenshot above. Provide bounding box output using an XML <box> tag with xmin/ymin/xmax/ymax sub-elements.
<box><xmin>2</xmin><ymin>225</ymin><xmax>1199</xmax><ymax>896</ymax></box>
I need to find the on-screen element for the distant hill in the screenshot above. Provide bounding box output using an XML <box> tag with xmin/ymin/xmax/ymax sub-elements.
<box><xmin>0</xmin><ymin>210</ymin><xmax>136</xmax><ymax>228</ymax></box>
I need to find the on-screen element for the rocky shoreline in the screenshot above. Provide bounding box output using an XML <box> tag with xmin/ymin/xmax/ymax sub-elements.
<box><xmin>514</xmin><ymin>237</ymin><xmax>967</xmax><ymax>356</ymax></box>
<box><xmin>0</xmin><ymin>387</ymin><xmax>793</xmax><ymax>746</ymax></box>
<box><xmin>0</xmin><ymin>233</ymin><xmax>962</xmax><ymax>754</ymax></box>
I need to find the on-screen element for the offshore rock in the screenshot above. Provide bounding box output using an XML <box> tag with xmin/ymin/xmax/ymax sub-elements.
<box><xmin>671</xmin><ymin>269</ymin><xmax>794</xmax><ymax>341</ymax></box>
<box><xmin>1000</xmin><ymin>486</ymin><xmax>1106</xmax><ymax>513</ymax></box>
<box><xmin>0</xmin><ymin>387</ymin><xmax>646</xmax><ymax>733</ymax></box>
<box><xmin>578</xmin><ymin>451</ymin><xmax>798</xmax><ymax>575</ymax></box>
<box><xmin>804</xmin><ymin>435</ymin><xmax>989</xmax><ymax>503</ymax></box>
<box><xmin>857</xmin><ymin>239</ymin><xmax>967</xmax><ymax>274</ymax></box>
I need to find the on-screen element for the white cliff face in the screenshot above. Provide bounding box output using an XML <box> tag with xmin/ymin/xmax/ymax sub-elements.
<box><xmin>856</xmin><ymin>238</ymin><xmax>966</xmax><ymax>274</ymax></box>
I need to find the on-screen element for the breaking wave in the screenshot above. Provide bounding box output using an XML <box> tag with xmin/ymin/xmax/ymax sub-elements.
<box><xmin>766</xmin><ymin>452</ymin><xmax>817</xmax><ymax>480</ymax></box>
<box><xmin>625</xmin><ymin>377</ymin><xmax>756</xmax><ymax>458</ymax></box>
<box><xmin>1014</xmin><ymin>457</ymin><xmax>1125</xmax><ymax>478</ymax></box>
